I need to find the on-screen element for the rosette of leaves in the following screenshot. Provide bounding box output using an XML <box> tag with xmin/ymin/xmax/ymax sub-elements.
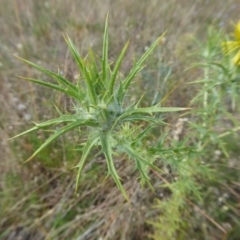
<box><xmin>12</xmin><ymin>16</ymin><xmax>186</xmax><ymax>200</ymax></box>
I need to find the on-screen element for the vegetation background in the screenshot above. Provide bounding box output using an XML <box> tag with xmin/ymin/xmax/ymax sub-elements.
<box><xmin>0</xmin><ymin>0</ymin><xmax>240</xmax><ymax>239</ymax></box>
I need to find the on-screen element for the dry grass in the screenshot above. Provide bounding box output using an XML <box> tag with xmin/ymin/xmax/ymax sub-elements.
<box><xmin>1</xmin><ymin>0</ymin><xmax>240</xmax><ymax>239</ymax></box>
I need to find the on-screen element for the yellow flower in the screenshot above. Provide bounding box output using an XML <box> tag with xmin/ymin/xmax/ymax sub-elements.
<box><xmin>222</xmin><ymin>21</ymin><xmax>240</xmax><ymax>65</ymax></box>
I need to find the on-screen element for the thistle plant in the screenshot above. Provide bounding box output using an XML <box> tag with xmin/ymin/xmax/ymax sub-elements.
<box><xmin>12</xmin><ymin>17</ymin><xmax>186</xmax><ymax>200</ymax></box>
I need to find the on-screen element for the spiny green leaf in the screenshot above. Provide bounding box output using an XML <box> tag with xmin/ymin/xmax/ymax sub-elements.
<box><xmin>124</xmin><ymin>106</ymin><xmax>188</xmax><ymax>116</ymax></box>
<box><xmin>64</xmin><ymin>35</ymin><xmax>97</xmax><ymax>105</ymax></box>
<box><xmin>88</xmin><ymin>49</ymin><xmax>104</xmax><ymax>95</ymax></box>
<box><xmin>25</xmin><ymin>120</ymin><xmax>96</xmax><ymax>162</ymax></box>
<box><xmin>109</xmin><ymin>41</ymin><xmax>129</xmax><ymax>96</ymax></box>
<box><xmin>75</xmin><ymin>133</ymin><xmax>99</xmax><ymax>192</ymax></box>
<box><xmin>114</xmin><ymin>106</ymin><xmax>187</xmax><ymax>127</ymax></box>
<box><xmin>100</xmin><ymin>130</ymin><xmax>128</xmax><ymax>201</ymax></box>
<box><xmin>102</xmin><ymin>14</ymin><xmax>109</xmax><ymax>86</ymax></box>
<box><xmin>135</xmin><ymin>158</ymin><xmax>154</xmax><ymax>190</ymax></box>
<box><xmin>8</xmin><ymin>126</ymin><xmax>38</xmax><ymax>140</ymax></box>
<box><xmin>121</xmin><ymin>32</ymin><xmax>166</xmax><ymax>99</ymax></box>
<box><xmin>15</xmin><ymin>56</ymin><xmax>77</xmax><ymax>91</ymax></box>
<box><xmin>81</xmin><ymin>64</ymin><xmax>97</xmax><ymax>105</ymax></box>
<box><xmin>64</xmin><ymin>34</ymin><xmax>84</xmax><ymax>72</ymax></box>
<box><xmin>18</xmin><ymin>76</ymin><xmax>81</xmax><ymax>101</ymax></box>
<box><xmin>33</xmin><ymin>115</ymin><xmax>84</xmax><ymax>128</ymax></box>
<box><xmin>88</xmin><ymin>49</ymin><xmax>99</xmax><ymax>78</ymax></box>
<box><xmin>156</xmin><ymin>129</ymin><xmax>170</xmax><ymax>148</ymax></box>
<box><xmin>119</xmin><ymin>114</ymin><xmax>165</xmax><ymax>124</ymax></box>
<box><xmin>120</xmin><ymin>140</ymin><xmax>162</xmax><ymax>174</ymax></box>
<box><xmin>9</xmin><ymin>114</ymin><xmax>82</xmax><ymax>140</ymax></box>
<box><xmin>132</xmin><ymin>125</ymin><xmax>156</xmax><ymax>147</ymax></box>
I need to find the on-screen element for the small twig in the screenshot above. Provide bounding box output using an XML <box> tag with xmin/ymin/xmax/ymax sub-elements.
<box><xmin>76</xmin><ymin>220</ymin><xmax>105</xmax><ymax>240</ymax></box>
<box><xmin>185</xmin><ymin>198</ymin><xmax>227</xmax><ymax>234</ymax></box>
